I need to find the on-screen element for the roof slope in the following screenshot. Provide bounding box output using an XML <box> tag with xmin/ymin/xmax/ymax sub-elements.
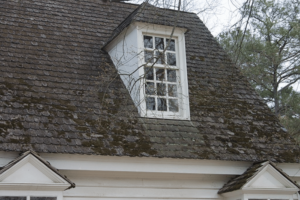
<box><xmin>0</xmin><ymin>0</ymin><xmax>299</xmax><ymax>162</ymax></box>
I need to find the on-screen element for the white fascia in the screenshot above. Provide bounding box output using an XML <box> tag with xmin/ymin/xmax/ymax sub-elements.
<box><xmin>136</xmin><ymin>22</ymin><xmax>190</xmax><ymax>120</ymax></box>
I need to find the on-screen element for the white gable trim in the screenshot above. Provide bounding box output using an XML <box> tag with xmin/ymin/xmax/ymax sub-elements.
<box><xmin>243</xmin><ymin>164</ymin><xmax>298</xmax><ymax>190</ymax></box>
<box><xmin>0</xmin><ymin>154</ymin><xmax>71</xmax><ymax>191</ymax></box>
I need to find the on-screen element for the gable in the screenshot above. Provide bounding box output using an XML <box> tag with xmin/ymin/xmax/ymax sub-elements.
<box><xmin>0</xmin><ymin>151</ymin><xmax>74</xmax><ymax>190</ymax></box>
<box><xmin>219</xmin><ymin>161</ymin><xmax>300</xmax><ymax>195</ymax></box>
<box><xmin>0</xmin><ymin>0</ymin><xmax>299</xmax><ymax>162</ymax></box>
<box><xmin>244</xmin><ymin>165</ymin><xmax>297</xmax><ymax>189</ymax></box>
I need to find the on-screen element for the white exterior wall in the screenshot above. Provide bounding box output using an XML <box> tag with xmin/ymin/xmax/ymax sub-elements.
<box><xmin>107</xmin><ymin>25</ymin><xmax>141</xmax><ymax>112</ymax></box>
<box><xmin>61</xmin><ymin>171</ymin><xmax>228</xmax><ymax>200</ymax></box>
<box><xmin>1</xmin><ymin>152</ymin><xmax>300</xmax><ymax>200</ymax></box>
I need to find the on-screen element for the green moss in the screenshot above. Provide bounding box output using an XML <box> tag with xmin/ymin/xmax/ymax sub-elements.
<box><xmin>198</xmin><ymin>56</ymin><xmax>205</xmax><ymax>61</ymax></box>
<box><xmin>227</xmin><ymin>147</ymin><xmax>240</xmax><ymax>154</ymax></box>
<box><xmin>76</xmin><ymin>126</ymin><xmax>90</xmax><ymax>132</ymax></box>
<box><xmin>57</xmin><ymin>131</ymin><xmax>65</xmax><ymax>137</ymax></box>
<box><xmin>190</xmin><ymin>56</ymin><xmax>196</xmax><ymax>60</ymax></box>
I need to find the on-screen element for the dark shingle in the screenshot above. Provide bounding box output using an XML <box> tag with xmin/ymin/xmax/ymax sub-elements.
<box><xmin>0</xmin><ymin>0</ymin><xmax>299</xmax><ymax>162</ymax></box>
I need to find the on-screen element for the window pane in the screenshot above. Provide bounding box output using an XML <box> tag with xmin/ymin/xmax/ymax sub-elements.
<box><xmin>157</xmin><ymin>98</ymin><xmax>167</xmax><ymax>111</ymax></box>
<box><xmin>157</xmin><ymin>83</ymin><xmax>166</xmax><ymax>96</ymax></box>
<box><xmin>168</xmin><ymin>84</ymin><xmax>177</xmax><ymax>97</ymax></box>
<box><xmin>166</xmin><ymin>39</ymin><xmax>175</xmax><ymax>51</ymax></box>
<box><xmin>144</xmin><ymin>35</ymin><xmax>153</xmax><ymax>48</ymax></box>
<box><xmin>155</xmin><ymin>37</ymin><xmax>164</xmax><ymax>50</ymax></box>
<box><xmin>155</xmin><ymin>51</ymin><xmax>164</xmax><ymax>64</ymax></box>
<box><xmin>30</xmin><ymin>198</ymin><xmax>57</xmax><ymax>200</ymax></box>
<box><xmin>146</xmin><ymin>97</ymin><xmax>155</xmax><ymax>110</ymax></box>
<box><xmin>167</xmin><ymin>69</ymin><xmax>176</xmax><ymax>82</ymax></box>
<box><xmin>156</xmin><ymin>68</ymin><xmax>165</xmax><ymax>81</ymax></box>
<box><xmin>169</xmin><ymin>99</ymin><xmax>178</xmax><ymax>112</ymax></box>
<box><xmin>146</xmin><ymin>82</ymin><xmax>155</xmax><ymax>95</ymax></box>
<box><xmin>145</xmin><ymin>67</ymin><xmax>154</xmax><ymax>80</ymax></box>
<box><xmin>0</xmin><ymin>197</ymin><xmax>26</xmax><ymax>200</ymax></box>
<box><xmin>167</xmin><ymin>53</ymin><xmax>176</xmax><ymax>66</ymax></box>
<box><xmin>144</xmin><ymin>51</ymin><xmax>153</xmax><ymax>63</ymax></box>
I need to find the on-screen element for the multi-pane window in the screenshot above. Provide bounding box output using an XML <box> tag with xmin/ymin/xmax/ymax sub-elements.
<box><xmin>143</xmin><ymin>35</ymin><xmax>179</xmax><ymax>113</ymax></box>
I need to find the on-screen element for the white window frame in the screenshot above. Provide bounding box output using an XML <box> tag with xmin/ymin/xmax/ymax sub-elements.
<box><xmin>136</xmin><ymin>22</ymin><xmax>190</xmax><ymax>120</ymax></box>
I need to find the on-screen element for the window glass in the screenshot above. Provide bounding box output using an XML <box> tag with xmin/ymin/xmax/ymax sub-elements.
<box><xmin>0</xmin><ymin>197</ymin><xmax>26</xmax><ymax>200</ymax></box>
<box><xmin>31</xmin><ymin>198</ymin><xmax>57</xmax><ymax>200</ymax></box>
<box><xmin>166</xmin><ymin>39</ymin><xmax>175</xmax><ymax>51</ymax></box>
<box><xmin>146</xmin><ymin>97</ymin><xmax>155</xmax><ymax>110</ymax></box>
<box><xmin>156</xmin><ymin>68</ymin><xmax>165</xmax><ymax>81</ymax></box>
<box><xmin>167</xmin><ymin>70</ymin><xmax>176</xmax><ymax>82</ymax></box>
<box><xmin>155</xmin><ymin>37</ymin><xmax>164</xmax><ymax>50</ymax></box>
<box><xmin>155</xmin><ymin>51</ymin><xmax>164</xmax><ymax>64</ymax></box>
<box><xmin>167</xmin><ymin>52</ymin><xmax>176</xmax><ymax>66</ymax></box>
<box><xmin>168</xmin><ymin>84</ymin><xmax>177</xmax><ymax>97</ymax></box>
<box><xmin>169</xmin><ymin>99</ymin><xmax>178</xmax><ymax>112</ymax></box>
<box><xmin>144</xmin><ymin>51</ymin><xmax>153</xmax><ymax>63</ymax></box>
<box><xmin>144</xmin><ymin>35</ymin><xmax>153</xmax><ymax>48</ymax></box>
<box><xmin>143</xmin><ymin>35</ymin><xmax>179</xmax><ymax>113</ymax></box>
<box><xmin>145</xmin><ymin>67</ymin><xmax>154</xmax><ymax>80</ymax></box>
<box><xmin>157</xmin><ymin>83</ymin><xmax>166</xmax><ymax>96</ymax></box>
<box><xmin>157</xmin><ymin>98</ymin><xmax>167</xmax><ymax>111</ymax></box>
<box><xmin>146</xmin><ymin>82</ymin><xmax>155</xmax><ymax>95</ymax></box>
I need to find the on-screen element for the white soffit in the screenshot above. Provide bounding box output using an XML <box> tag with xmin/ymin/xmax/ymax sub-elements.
<box><xmin>243</xmin><ymin>163</ymin><xmax>298</xmax><ymax>191</ymax></box>
<box><xmin>0</xmin><ymin>153</ymin><xmax>72</xmax><ymax>190</ymax></box>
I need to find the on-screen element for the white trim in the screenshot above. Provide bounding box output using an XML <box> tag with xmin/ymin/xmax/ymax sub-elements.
<box><xmin>0</xmin><ymin>154</ymin><xmax>71</xmax><ymax>191</ymax></box>
<box><xmin>243</xmin><ymin>165</ymin><xmax>297</xmax><ymax>189</ymax></box>
<box><xmin>38</xmin><ymin>153</ymin><xmax>250</xmax><ymax>175</ymax></box>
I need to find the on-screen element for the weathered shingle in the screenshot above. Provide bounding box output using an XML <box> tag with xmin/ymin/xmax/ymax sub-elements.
<box><xmin>0</xmin><ymin>0</ymin><xmax>299</xmax><ymax>162</ymax></box>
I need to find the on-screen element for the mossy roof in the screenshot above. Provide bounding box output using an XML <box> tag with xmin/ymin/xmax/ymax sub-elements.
<box><xmin>0</xmin><ymin>0</ymin><xmax>299</xmax><ymax>162</ymax></box>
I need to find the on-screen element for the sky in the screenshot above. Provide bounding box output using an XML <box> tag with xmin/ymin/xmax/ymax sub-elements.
<box><xmin>126</xmin><ymin>0</ymin><xmax>300</xmax><ymax>91</ymax></box>
<box><xmin>127</xmin><ymin>0</ymin><xmax>245</xmax><ymax>36</ymax></box>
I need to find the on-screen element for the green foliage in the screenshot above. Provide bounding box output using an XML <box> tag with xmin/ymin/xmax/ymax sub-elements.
<box><xmin>217</xmin><ymin>0</ymin><xmax>300</xmax><ymax>139</ymax></box>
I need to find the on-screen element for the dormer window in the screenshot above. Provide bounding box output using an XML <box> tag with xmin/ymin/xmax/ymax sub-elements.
<box><xmin>104</xmin><ymin>22</ymin><xmax>190</xmax><ymax>120</ymax></box>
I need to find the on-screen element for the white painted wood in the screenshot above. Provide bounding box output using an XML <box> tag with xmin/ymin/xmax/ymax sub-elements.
<box><xmin>2</xmin><ymin>162</ymin><xmax>54</xmax><ymax>184</ymax></box>
<box><xmin>63</xmin><ymin>187</ymin><xmax>220</xmax><ymax>199</ymax></box>
<box><xmin>244</xmin><ymin>165</ymin><xmax>297</xmax><ymax>189</ymax></box>
<box><xmin>0</xmin><ymin>154</ymin><xmax>71</xmax><ymax>191</ymax></box>
<box><xmin>35</xmin><ymin>153</ymin><xmax>251</xmax><ymax>175</ymax></box>
<box><xmin>61</xmin><ymin>170</ymin><xmax>231</xmax><ymax>189</ymax></box>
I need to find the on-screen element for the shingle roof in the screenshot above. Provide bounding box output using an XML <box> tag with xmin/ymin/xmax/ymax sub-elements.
<box><xmin>218</xmin><ymin>160</ymin><xmax>300</xmax><ymax>194</ymax></box>
<box><xmin>0</xmin><ymin>0</ymin><xmax>299</xmax><ymax>162</ymax></box>
<box><xmin>0</xmin><ymin>149</ymin><xmax>75</xmax><ymax>189</ymax></box>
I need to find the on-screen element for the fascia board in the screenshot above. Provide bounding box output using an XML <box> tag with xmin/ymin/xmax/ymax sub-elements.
<box><xmin>36</xmin><ymin>153</ymin><xmax>251</xmax><ymax>175</ymax></box>
<box><xmin>0</xmin><ymin>183</ymin><xmax>70</xmax><ymax>191</ymax></box>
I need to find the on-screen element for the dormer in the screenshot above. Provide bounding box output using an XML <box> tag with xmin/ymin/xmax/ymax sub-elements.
<box><xmin>103</xmin><ymin>3</ymin><xmax>190</xmax><ymax>120</ymax></box>
<box><xmin>218</xmin><ymin>161</ymin><xmax>300</xmax><ymax>200</ymax></box>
